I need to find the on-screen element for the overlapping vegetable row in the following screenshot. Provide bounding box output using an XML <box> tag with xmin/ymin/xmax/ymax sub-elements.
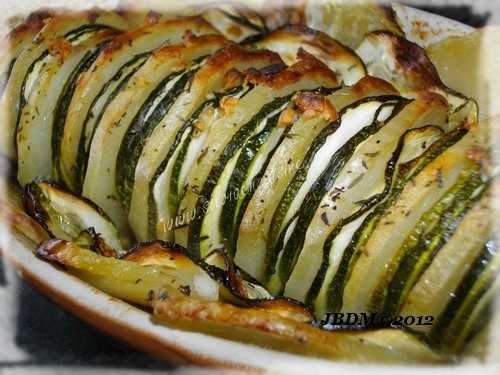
<box><xmin>3</xmin><ymin>4</ymin><xmax>496</xmax><ymax>359</ymax></box>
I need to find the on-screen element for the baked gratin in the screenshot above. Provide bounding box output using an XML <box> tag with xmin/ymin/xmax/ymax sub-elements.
<box><xmin>0</xmin><ymin>0</ymin><xmax>498</xmax><ymax>364</ymax></box>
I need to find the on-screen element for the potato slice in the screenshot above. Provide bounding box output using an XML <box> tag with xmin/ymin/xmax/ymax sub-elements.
<box><xmin>305</xmin><ymin>0</ymin><xmax>402</xmax><ymax>49</ymax></box>
<box><xmin>427</xmin><ymin>27</ymin><xmax>500</xmax><ymax>120</ymax></box>
<box><xmin>153</xmin><ymin>295</ymin><xmax>444</xmax><ymax>363</ymax></box>
<box><xmin>36</xmin><ymin>239</ymin><xmax>221</xmax><ymax>306</ymax></box>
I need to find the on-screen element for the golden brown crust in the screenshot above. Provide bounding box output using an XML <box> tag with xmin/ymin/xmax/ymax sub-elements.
<box><xmin>0</xmin><ymin>197</ymin><xmax>49</xmax><ymax>246</ymax></box>
<box><xmin>352</xmin><ymin>75</ymin><xmax>399</xmax><ymax>96</ymax></box>
<box><xmin>371</xmin><ymin>31</ymin><xmax>443</xmax><ymax>90</ymax></box>
<box><xmin>10</xmin><ymin>9</ymin><xmax>52</xmax><ymax>37</ymax></box>
<box><xmin>152</xmin><ymin>296</ymin><xmax>442</xmax><ymax>363</ymax></box>
<box><xmin>153</xmin><ymin>296</ymin><xmax>314</xmax><ymax>340</ymax></box>
<box><xmin>414</xmin><ymin>90</ymin><xmax>449</xmax><ymax>108</ymax></box>
<box><xmin>260</xmin><ymin>24</ymin><xmax>356</xmax><ymax>58</ymax></box>
<box><xmin>151</xmin><ymin>33</ymin><xmax>228</xmax><ymax>62</ymax></box>
<box><xmin>47</xmin><ymin>37</ymin><xmax>73</xmax><ymax>62</ymax></box>
<box><xmin>35</xmin><ymin>238</ymin><xmax>66</xmax><ymax>265</ymax></box>
<box><xmin>194</xmin><ymin>43</ymin><xmax>284</xmax><ymax>84</ymax></box>
<box><xmin>103</xmin><ymin>16</ymin><xmax>216</xmax><ymax>57</ymax></box>
<box><xmin>242</xmin><ymin>48</ymin><xmax>338</xmax><ymax>89</ymax></box>
<box><xmin>293</xmin><ymin>91</ymin><xmax>337</xmax><ymax>121</ymax></box>
<box><xmin>121</xmin><ymin>241</ymin><xmax>194</xmax><ymax>268</ymax></box>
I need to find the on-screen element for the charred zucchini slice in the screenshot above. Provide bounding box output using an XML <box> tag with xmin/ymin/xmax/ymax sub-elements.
<box><xmin>127</xmin><ymin>45</ymin><xmax>284</xmax><ymax>241</ymax></box>
<box><xmin>235</xmin><ymin>76</ymin><xmax>399</xmax><ymax>281</ymax></box>
<box><xmin>59</xmin><ymin>17</ymin><xmax>218</xmax><ymax>192</ymax></box>
<box><xmin>251</xmin><ymin>25</ymin><xmax>366</xmax><ymax>85</ymax></box>
<box><xmin>82</xmin><ymin>35</ymin><xmax>227</xmax><ymax>241</ymax></box>
<box><xmin>0</xmin><ymin>11</ymin><xmax>128</xmax><ymax>160</ymax></box>
<box><xmin>16</xmin><ymin>28</ymin><xmax>119</xmax><ymax>186</ymax></box>
<box><xmin>24</xmin><ymin>181</ymin><xmax>124</xmax><ymax>251</ymax></box>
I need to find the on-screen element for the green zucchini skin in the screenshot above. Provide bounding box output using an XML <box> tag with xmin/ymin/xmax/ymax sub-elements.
<box><xmin>147</xmin><ymin>96</ymin><xmax>218</xmax><ymax>240</ymax></box>
<box><xmin>16</xmin><ymin>25</ymin><xmax>112</xmax><ymax>147</ymax></box>
<box><xmin>375</xmin><ymin>167</ymin><xmax>487</xmax><ymax>315</ymax></box>
<box><xmin>74</xmin><ymin>52</ymin><xmax>150</xmax><ymax>192</ymax></box>
<box><xmin>0</xmin><ymin>10</ymin><xmax>53</xmax><ymax>97</ymax></box>
<box><xmin>59</xmin><ymin>18</ymin><xmax>219</xmax><ymax>193</ymax></box>
<box><xmin>116</xmin><ymin>66</ymin><xmax>201</xmax><ymax>209</ymax></box>
<box><xmin>23</xmin><ymin>181</ymin><xmax>124</xmax><ymax>251</ymax></box>
<box><xmin>52</xmin><ymin>42</ymin><xmax>110</xmax><ymax>183</ymax></box>
<box><xmin>187</xmin><ymin>95</ymin><xmax>293</xmax><ymax>259</ymax></box>
<box><xmin>149</xmin><ymin>85</ymin><xmax>248</xmax><ymax>240</ymax></box>
<box><xmin>324</xmin><ymin>126</ymin><xmax>470</xmax><ymax>314</ymax></box>
<box><xmin>270</xmin><ymin>99</ymin><xmax>405</xmax><ymax>295</ymax></box>
<box><xmin>305</xmin><ymin>125</ymin><xmax>444</xmax><ymax>309</ymax></box>
<box><xmin>167</xmin><ymin>99</ymin><xmax>221</xmax><ymax>215</ymax></box>
<box><xmin>264</xmin><ymin>96</ymin><xmax>403</xmax><ymax>288</ymax></box>
<box><xmin>17</xmin><ymin>27</ymin><xmax>123</xmax><ymax>188</ymax></box>
<box><xmin>433</xmin><ymin>240</ymin><xmax>499</xmax><ymax>353</ymax></box>
<box><xmin>220</xmin><ymin>102</ymin><xmax>293</xmax><ymax>256</ymax></box>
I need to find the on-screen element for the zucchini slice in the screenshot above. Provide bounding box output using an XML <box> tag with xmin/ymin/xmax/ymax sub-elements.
<box><xmin>310</xmin><ymin>124</ymin><xmax>445</xmax><ymax>316</ymax></box>
<box><xmin>176</xmin><ymin>51</ymin><xmax>338</xmax><ymax>256</ymax></box>
<box><xmin>321</xmin><ymin>126</ymin><xmax>471</xmax><ymax>315</ymax></box>
<box><xmin>16</xmin><ymin>28</ymin><xmax>119</xmax><ymax>186</ymax></box>
<box><xmin>59</xmin><ymin>17</ymin><xmax>219</xmax><ymax>192</ymax></box>
<box><xmin>400</xmin><ymin>186</ymin><xmax>492</xmax><ymax>333</ymax></box>
<box><xmin>24</xmin><ymin>181</ymin><xmax>124</xmax><ymax>252</ymax></box>
<box><xmin>220</xmin><ymin>93</ymin><xmax>296</xmax><ymax>255</ymax></box>
<box><xmin>251</xmin><ymin>25</ymin><xmax>366</xmax><ymax>85</ymax></box>
<box><xmin>196</xmin><ymin>96</ymin><xmax>291</xmax><ymax>258</ymax></box>
<box><xmin>75</xmin><ymin>52</ymin><xmax>150</xmax><ymax>188</ymax></box>
<box><xmin>431</xmin><ymin>240</ymin><xmax>499</xmax><ymax>353</ymax></box>
<box><xmin>339</xmin><ymin>126</ymin><xmax>483</xmax><ymax>314</ymax></box>
<box><xmin>51</xmin><ymin>39</ymin><xmax>115</xmax><ymax>182</ymax></box>
<box><xmin>0</xmin><ymin>11</ymin><xmax>128</xmax><ymax>160</ymax></box>
<box><xmin>281</xmin><ymin>93</ymin><xmax>449</xmax><ymax>302</ymax></box>
<box><xmin>355</xmin><ymin>31</ymin><xmax>468</xmax><ymax>110</ymax></box>
<box><xmin>127</xmin><ymin>45</ymin><xmax>283</xmax><ymax>241</ymax></box>
<box><xmin>81</xmin><ymin>35</ymin><xmax>227</xmax><ymax>240</ymax></box>
<box><xmin>264</xmin><ymin>96</ymin><xmax>403</xmax><ymax>292</ymax></box>
<box><xmin>36</xmin><ymin>239</ymin><xmax>221</xmax><ymax>306</ymax></box>
<box><xmin>375</xmin><ymin>168</ymin><xmax>487</xmax><ymax>314</ymax></box>
<box><xmin>151</xmin><ymin>85</ymin><xmax>250</xmax><ymax>241</ymax></box>
<box><xmin>235</xmin><ymin>76</ymin><xmax>399</xmax><ymax>281</ymax></box>
<box><xmin>0</xmin><ymin>10</ymin><xmax>53</xmax><ymax>97</ymax></box>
